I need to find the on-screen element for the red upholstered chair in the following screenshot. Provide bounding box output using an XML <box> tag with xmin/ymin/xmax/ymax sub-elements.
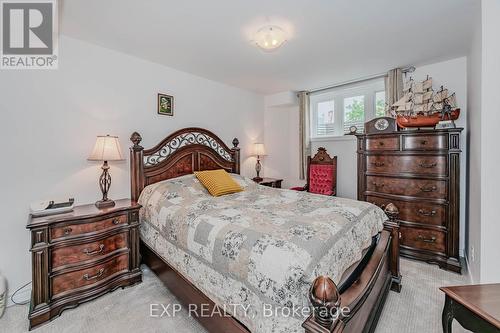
<box><xmin>291</xmin><ymin>147</ymin><xmax>337</xmax><ymax>196</ymax></box>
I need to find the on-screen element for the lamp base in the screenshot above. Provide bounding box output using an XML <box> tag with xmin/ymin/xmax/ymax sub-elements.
<box><xmin>252</xmin><ymin>176</ymin><xmax>263</xmax><ymax>182</ymax></box>
<box><xmin>95</xmin><ymin>199</ymin><xmax>116</xmax><ymax>209</ymax></box>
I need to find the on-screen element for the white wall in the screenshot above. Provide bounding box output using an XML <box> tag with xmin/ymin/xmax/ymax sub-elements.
<box><xmin>265</xmin><ymin>57</ymin><xmax>469</xmax><ymax>254</ymax></box>
<box><xmin>0</xmin><ymin>35</ymin><xmax>264</xmax><ymax>304</ymax></box>
<box><xmin>466</xmin><ymin>1</ymin><xmax>482</xmax><ymax>283</ymax></box>
<box><xmin>263</xmin><ymin>95</ymin><xmax>302</xmax><ymax>188</ymax></box>
<box><xmin>310</xmin><ymin>136</ymin><xmax>358</xmax><ymax>199</ymax></box>
<box><xmin>479</xmin><ymin>0</ymin><xmax>500</xmax><ymax>283</ymax></box>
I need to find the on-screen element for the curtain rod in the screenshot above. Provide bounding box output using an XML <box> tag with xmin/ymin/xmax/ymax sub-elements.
<box><xmin>308</xmin><ymin>66</ymin><xmax>416</xmax><ymax>95</ymax></box>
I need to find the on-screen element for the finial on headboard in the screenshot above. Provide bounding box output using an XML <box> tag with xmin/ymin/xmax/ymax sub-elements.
<box><xmin>130</xmin><ymin>132</ymin><xmax>143</xmax><ymax>148</ymax></box>
<box><xmin>232</xmin><ymin>138</ymin><xmax>239</xmax><ymax>148</ymax></box>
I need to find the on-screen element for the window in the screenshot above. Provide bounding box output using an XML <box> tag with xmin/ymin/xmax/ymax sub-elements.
<box><xmin>316</xmin><ymin>100</ymin><xmax>335</xmax><ymax>136</ymax></box>
<box><xmin>344</xmin><ymin>95</ymin><xmax>365</xmax><ymax>134</ymax></box>
<box><xmin>310</xmin><ymin>79</ymin><xmax>385</xmax><ymax>138</ymax></box>
<box><xmin>375</xmin><ymin>91</ymin><xmax>386</xmax><ymax>117</ymax></box>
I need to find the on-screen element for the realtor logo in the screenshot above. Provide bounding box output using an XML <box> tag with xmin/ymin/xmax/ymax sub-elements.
<box><xmin>1</xmin><ymin>0</ymin><xmax>58</xmax><ymax>69</ymax></box>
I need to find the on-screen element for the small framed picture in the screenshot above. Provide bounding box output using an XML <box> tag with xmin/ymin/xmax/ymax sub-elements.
<box><xmin>157</xmin><ymin>93</ymin><xmax>174</xmax><ymax>116</ymax></box>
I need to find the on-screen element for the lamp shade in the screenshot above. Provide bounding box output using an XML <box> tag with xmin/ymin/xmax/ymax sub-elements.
<box><xmin>88</xmin><ymin>135</ymin><xmax>124</xmax><ymax>161</ymax></box>
<box><xmin>253</xmin><ymin>25</ymin><xmax>287</xmax><ymax>52</ymax></box>
<box><xmin>252</xmin><ymin>143</ymin><xmax>267</xmax><ymax>156</ymax></box>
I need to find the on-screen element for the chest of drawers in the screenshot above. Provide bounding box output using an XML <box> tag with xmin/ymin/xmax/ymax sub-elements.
<box><xmin>357</xmin><ymin>129</ymin><xmax>462</xmax><ymax>273</ymax></box>
<box><xmin>27</xmin><ymin>199</ymin><xmax>142</xmax><ymax>329</ymax></box>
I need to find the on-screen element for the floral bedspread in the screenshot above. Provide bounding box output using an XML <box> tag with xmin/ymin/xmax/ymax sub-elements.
<box><xmin>139</xmin><ymin>174</ymin><xmax>387</xmax><ymax>333</ymax></box>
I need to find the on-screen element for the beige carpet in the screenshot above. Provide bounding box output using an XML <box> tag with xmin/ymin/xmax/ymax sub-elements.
<box><xmin>1</xmin><ymin>258</ymin><xmax>471</xmax><ymax>333</ymax></box>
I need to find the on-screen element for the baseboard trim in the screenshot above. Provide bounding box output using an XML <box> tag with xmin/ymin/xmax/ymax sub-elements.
<box><xmin>462</xmin><ymin>254</ymin><xmax>475</xmax><ymax>284</ymax></box>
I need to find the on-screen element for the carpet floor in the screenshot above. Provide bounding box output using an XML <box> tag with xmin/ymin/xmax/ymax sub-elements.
<box><xmin>1</xmin><ymin>258</ymin><xmax>471</xmax><ymax>333</ymax></box>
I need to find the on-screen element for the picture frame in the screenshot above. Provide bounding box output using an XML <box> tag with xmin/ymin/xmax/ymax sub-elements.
<box><xmin>157</xmin><ymin>93</ymin><xmax>174</xmax><ymax>116</ymax></box>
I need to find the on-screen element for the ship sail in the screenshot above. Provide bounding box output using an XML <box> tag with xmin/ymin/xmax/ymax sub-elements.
<box><xmin>446</xmin><ymin>93</ymin><xmax>457</xmax><ymax>108</ymax></box>
<box><xmin>396</xmin><ymin>102</ymin><xmax>413</xmax><ymax>112</ymax></box>
<box><xmin>391</xmin><ymin>77</ymin><xmax>458</xmax><ymax>117</ymax></box>
<box><xmin>422</xmin><ymin>77</ymin><xmax>432</xmax><ymax>90</ymax></box>
<box><xmin>393</xmin><ymin>98</ymin><xmax>406</xmax><ymax>108</ymax></box>
<box><xmin>425</xmin><ymin>102</ymin><xmax>434</xmax><ymax>112</ymax></box>
<box><xmin>414</xmin><ymin>93</ymin><xmax>423</xmax><ymax>105</ymax></box>
<box><xmin>433</xmin><ymin>88</ymin><xmax>448</xmax><ymax>103</ymax></box>
<box><xmin>403</xmin><ymin>78</ymin><xmax>413</xmax><ymax>93</ymax></box>
<box><xmin>423</xmin><ymin>91</ymin><xmax>433</xmax><ymax>101</ymax></box>
<box><xmin>414</xmin><ymin>82</ymin><xmax>424</xmax><ymax>93</ymax></box>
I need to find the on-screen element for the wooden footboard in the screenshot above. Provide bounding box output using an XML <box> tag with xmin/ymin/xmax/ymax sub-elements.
<box><xmin>302</xmin><ymin>204</ymin><xmax>401</xmax><ymax>333</ymax></box>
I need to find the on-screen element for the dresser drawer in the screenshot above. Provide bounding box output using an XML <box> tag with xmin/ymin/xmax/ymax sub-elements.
<box><xmin>51</xmin><ymin>214</ymin><xmax>128</xmax><ymax>240</ymax></box>
<box><xmin>366</xmin><ymin>136</ymin><xmax>399</xmax><ymax>151</ymax></box>
<box><xmin>403</xmin><ymin>134</ymin><xmax>448</xmax><ymax>150</ymax></box>
<box><xmin>400</xmin><ymin>226</ymin><xmax>446</xmax><ymax>254</ymax></box>
<box><xmin>51</xmin><ymin>253</ymin><xmax>129</xmax><ymax>298</ymax></box>
<box><xmin>366</xmin><ymin>176</ymin><xmax>447</xmax><ymax>199</ymax></box>
<box><xmin>366</xmin><ymin>155</ymin><xmax>447</xmax><ymax>176</ymax></box>
<box><xmin>52</xmin><ymin>232</ymin><xmax>128</xmax><ymax>269</ymax></box>
<box><xmin>367</xmin><ymin>196</ymin><xmax>446</xmax><ymax>226</ymax></box>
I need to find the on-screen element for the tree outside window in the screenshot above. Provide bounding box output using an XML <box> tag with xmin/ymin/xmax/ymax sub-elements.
<box><xmin>344</xmin><ymin>96</ymin><xmax>365</xmax><ymax>133</ymax></box>
<box><xmin>375</xmin><ymin>91</ymin><xmax>386</xmax><ymax>117</ymax></box>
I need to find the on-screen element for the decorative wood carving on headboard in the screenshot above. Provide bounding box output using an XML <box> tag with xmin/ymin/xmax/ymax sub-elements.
<box><xmin>129</xmin><ymin>127</ymin><xmax>240</xmax><ymax>201</ymax></box>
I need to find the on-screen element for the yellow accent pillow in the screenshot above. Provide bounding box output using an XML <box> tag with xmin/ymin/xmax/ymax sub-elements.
<box><xmin>194</xmin><ymin>169</ymin><xmax>243</xmax><ymax>197</ymax></box>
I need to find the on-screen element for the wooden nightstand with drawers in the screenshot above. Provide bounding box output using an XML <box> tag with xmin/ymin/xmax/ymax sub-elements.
<box><xmin>27</xmin><ymin>199</ymin><xmax>142</xmax><ymax>329</ymax></box>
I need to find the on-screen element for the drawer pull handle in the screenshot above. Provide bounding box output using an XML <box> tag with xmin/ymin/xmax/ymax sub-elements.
<box><xmin>418</xmin><ymin>209</ymin><xmax>436</xmax><ymax>217</ymax></box>
<box><xmin>417</xmin><ymin>235</ymin><xmax>436</xmax><ymax>243</ymax></box>
<box><xmin>419</xmin><ymin>185</ymin><xmax>437</xmax><ymax>192</ymax></box>
<box><xmin>83</xmin><ymin>268</ymin><xmax>105</xmax><ymax>281</ymax></box>
<box><xmin>378</xmin><ymin>141</ymin><xmax>384</xmax><ymax>146</ymax></box>
<box><xmin>372</xmin><ymin>182</ymin><xmax>385</xmax><ymax>188</ymax></box>
<box><xmin>63</xmin><ymin>227</ymin><xmax>72</xmax><ymax>235</ymax></box>
<box><xmin>83</xmin><ymin>244</ymin><xmax>105</xmax><ymax>256</ymax></box>
<box><xmin>419</xmin><ymin>162</ymin><xmax>437</xmax><ymax>168</ymax></box>
<box><xmin>112</xmin><ymin>218</ymin><xmax>121</xmax><ymax>225</ymax></box>
<box><xmin>420</xmin><ymin>140</ymin><xmax>428</xmax><ymax>145</ymax></box>
<box><xmin>370</xmin><ymin>161</ymin><xmax>385</xmax><ymax>167</ymax></box>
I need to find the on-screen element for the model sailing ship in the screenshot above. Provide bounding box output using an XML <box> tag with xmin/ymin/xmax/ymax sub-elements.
<box><xmin>391</xmin><ymin>76</ymin><xmax>460</xmax><ymax>128</ymax></box>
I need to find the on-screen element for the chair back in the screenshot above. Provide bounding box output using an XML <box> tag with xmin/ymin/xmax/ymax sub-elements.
<box><xmin>307</xmin><ymin>148</ymin><xmax>337</xmax><ymax>196</ymax></box>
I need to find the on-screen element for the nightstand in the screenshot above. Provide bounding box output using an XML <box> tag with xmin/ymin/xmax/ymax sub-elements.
<box><xmin>254</xmin><ymin>177</ymin><xmax>283</xmax><ymax>188</ymax></box>
<box><xmin>27</xmin><ymin>199</ymin><xmax>142</xmax><ymax>329</ymax></box>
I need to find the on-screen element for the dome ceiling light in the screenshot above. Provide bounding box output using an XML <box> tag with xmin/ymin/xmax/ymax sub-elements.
<box><xmin>253</xmin><ymin>25</ymin><xmax>287</xmax><ymax>52</ymax></box>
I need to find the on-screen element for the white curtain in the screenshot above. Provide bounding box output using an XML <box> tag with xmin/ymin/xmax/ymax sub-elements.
<box><xmin>298</xmin><ymin>91</ymin><xmax>311</xmax><ymax>180</ymax></box>
<box><xmin>385</xmin><ymin>68</ymin><xmax>403</xmax><ymax>116</ymax></box>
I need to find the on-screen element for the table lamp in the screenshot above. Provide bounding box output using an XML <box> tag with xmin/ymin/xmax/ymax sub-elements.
<box><xmin>88</xmin><ymin>135</ymin><xmax>124</xmax><ymax>208</ymax></box>
<box><xmin>252</xmin><ymin>143</ymin><xmax>266</xmax><ymax>181</ymax></box>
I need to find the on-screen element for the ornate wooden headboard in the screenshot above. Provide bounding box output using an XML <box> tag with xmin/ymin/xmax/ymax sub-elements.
<box><xmin>129</xmin><ymin>127</ymin><xmax>240</xmax><ymax>201</ymax></box>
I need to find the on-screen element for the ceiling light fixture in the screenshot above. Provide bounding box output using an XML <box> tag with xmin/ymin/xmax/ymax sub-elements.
<box><xmin>253</xmin><ymin>25</ymin><xmax>287</xmax><ymax>52</ymax></box>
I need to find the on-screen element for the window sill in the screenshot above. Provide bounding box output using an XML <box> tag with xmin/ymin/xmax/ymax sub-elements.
<box><xmin>311</xmin><ymin>135</ymin><xmax>357</xmax><ymax>143</ymax></box>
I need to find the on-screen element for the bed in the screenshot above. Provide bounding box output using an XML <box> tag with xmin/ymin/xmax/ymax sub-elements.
<box><xmin>129</xmin><ymin>127</ymin><xmax>402</xmax><ymax>333</ymax></box>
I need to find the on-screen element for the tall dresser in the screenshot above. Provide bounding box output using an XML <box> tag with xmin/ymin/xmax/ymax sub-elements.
<box><xmin>356</xmin><ymin>128</ymin><xmax>462</xmax><ymax>273</ymax></box>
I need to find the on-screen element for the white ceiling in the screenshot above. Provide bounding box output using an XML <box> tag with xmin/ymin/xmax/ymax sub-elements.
<box><xmin>60</xmin><ymin>0</ymin><xmax>478</xmax><ymax>94</ymax></box>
